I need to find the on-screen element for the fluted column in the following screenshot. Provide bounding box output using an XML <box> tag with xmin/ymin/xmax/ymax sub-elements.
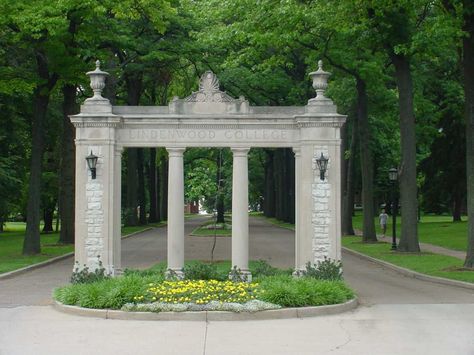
<box><xmin>231</xmin><ymin>147</ymin><xmax>251</xmax><ymax>281</ymax></box>
<box><xmin>166</xmin><ymin>147</ymin><xmax>185</xmax><ymax>279</ymax></box>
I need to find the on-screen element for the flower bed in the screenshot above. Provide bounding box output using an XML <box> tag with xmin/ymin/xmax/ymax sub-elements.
<box><xmin>136</xmin><ymin>279</ymin><xmax>261</xmax><ymax>304</ymax></box>
<box><xmin>53</xmin><ymin>260</ymin><xmax>355</xmax><ymax>313</ymax></box>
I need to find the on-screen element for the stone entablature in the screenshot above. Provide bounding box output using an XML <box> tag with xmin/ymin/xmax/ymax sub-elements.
<box><xmin>71</xmin><ymin>60</ymin><xmax>345</xmax><ymax>277</ymax></box>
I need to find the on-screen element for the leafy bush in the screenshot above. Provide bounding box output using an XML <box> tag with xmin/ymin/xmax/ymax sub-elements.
<box><xmin>55</xmin><ymin>274</ymin><xmax>160</xmax><ymax>309</ymax></box>
<box><xmin>251</xmin><ymin>260</ymin><xmax>281</xmax><ymax>277</ymax></box>
<box><xmin>298</xmin><ymin>257</ymin><xmax>343</xmax><ymax>281</ymax></box>
<box><xmin>183</xmin><ymin>262</ymin><xmax>226</xmax><ymax>281</ymax></box>
<box><xmin>258</xmin><ymin>275</ymin><xmax>353</xmax><ymax>307</ymax></box>
<box><xmin>70</xmin><ymin>259</ymin><xmax>111</xmax><ymax>284</ymax></box>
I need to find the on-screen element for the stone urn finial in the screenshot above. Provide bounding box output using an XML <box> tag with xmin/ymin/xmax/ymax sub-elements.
<box><xmin>85</xmin><ymin>60</ymin><xmax>109</xmax><ymax>102</ymax></box>
<box><xmin>309</xmin><ymin>60</ymin><xmax>331</xmax><ymax>100</ymax></box>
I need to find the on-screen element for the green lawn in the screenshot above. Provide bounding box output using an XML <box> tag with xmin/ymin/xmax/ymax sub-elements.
<box><xmin>250</xmin><ymin>212</ymin><xmax>295</xmax><ymax>231</ymax></box>
<box><xmin>191</xmin><ymin>219</ymin><xmax>232</xmax><ymax>236</ymax></box>
<box><xmin>342</xmin><ymin>236</ymin><xmax>474</xmax><ymax>283</ymax></box>
<box><xmin>352</xmin><ymin>212</ymin><xmax>469</xmax><ymax>252</ymax></box>
<box><xmin>0</xmin><ymin>222</ymin><xmax>165</xmax><ymax>275</ymax></box>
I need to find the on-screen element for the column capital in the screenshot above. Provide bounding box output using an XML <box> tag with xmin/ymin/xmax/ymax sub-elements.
<box><xmin>231</xmin><ymin>147</ymin><xmax>250</xmax><ymax>157</ymax></box>
<box><xmin>166</xmin><ymin>147</ymin><xmax>186</xmax><ymax>157</ymax></box>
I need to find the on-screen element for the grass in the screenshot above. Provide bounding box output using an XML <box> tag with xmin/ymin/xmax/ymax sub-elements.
<box><xmin>190</xmin><ymin>219</ymin><xmax>232</xmax><ymax>237</ymax></box>
<box><xmin>250</xmin><ymin>212</ymin><xmax>295</xmax><ymax>230</ymax></box>
<box><xmin>352</xmin><ymin>211</ymin><xmax>469</xmax><ymax>251</ymax></box>
<box><xmin>0</xmin><ymin>221</ymin><xmax>165</xmax><ymax>275</ymax></box>
<box><xmin>54</xmin><ymin>260</ymin><xmax>354</xmax><ymax>310</ymax></box>
<box><xmin>342</xmin><ymin>236</ymin><xmax>474</xmax><ymax>283</ymax></box>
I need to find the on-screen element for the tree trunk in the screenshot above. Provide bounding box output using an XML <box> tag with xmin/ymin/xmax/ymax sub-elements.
<box><xmin>58</xmin><ymin>84</ymin><xmax>76</xmax><ymax>244</ymax></box>
<box><xmin>463</xmin><ymin>0</ymin><xmax>474</xmax><ymax>267</ymax></box>
<box><xmin>342</xmin><ymin>115</ymin><xmax>356</xmax><ymax>236</ymax></box>
<box><xmin>137</xmin><ymin>148</ymin><xmax>147</xmax><ymax>225</ymax></box>
<box><xmin>0</xmin><ymin>218</ymin><xmax>3</xmax><ymax>233</ymax></box>
<box><xmin>124</xmin><ymin>74</ymin><xmax>142</xmax><ymax>226</ymax></box>
<box><xmin>125</xmin><ymin>149</ymin><xmax>139</xmax><ymax>226</ymax></box>
<box><xmin>160</xmin><ymin>155</ymin><xmax>168</xmax><ymax>220</ymax></box>
<box><xmin>356</xmin><ymin>78</ymin><xmax>377</xmax><ymax>242</ymax></box>
<box><xmin>23</xmin><ymin>50</ymin><xmax>58</xmax><ymax>255</ymax></box>
<box><xmin>274</xmin><ymin>149</ymin><xmax>284</xmax><ymax>221</ymax></box>
<box><xmin>148</xmin><ymin>148</ymin><xmax>159</xmax><ymax>222</ymax></box>
<box><xmin>216</xmin><ymin>152</ymin><xmax>225</xmax><ymax>223</ymax></box>
<box><xmin>287</xmin><ymin>148</ymin><xmax>295</xmax><ymax>224</ymax></box>
<box><xmin>452</xmin><ymin>186</ymin><xmax>463</xmax><ymax>222</ymax></box>
<box><xmin>391</xmin><ymin>53</ymin><xmax>420</xmax><ymax>252</ymax></box>
<box><xmin>264</xmin><ymin>150</ymin><xmax>275</xmax><ymax>218</ymax></box>
<box><xmin>42</xmin><ymin>207</ymin><xmax>54</xmax><ymax>233</ymax></box>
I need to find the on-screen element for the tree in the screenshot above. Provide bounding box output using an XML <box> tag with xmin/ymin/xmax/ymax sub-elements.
<box><xmin>462</xmin><ymin>0</ymin><xmax>474</xmax><ymax>268</ymax></box>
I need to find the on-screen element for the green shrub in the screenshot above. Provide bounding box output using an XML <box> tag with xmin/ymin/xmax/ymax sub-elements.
<box><xmin>299</xmin><ymin>257</ymin><xmax>343</xmax><ymax>281</ymax></box>
<box><xmin>258</xmin><ymin>275</ymin><xmax>353</xmax><ymax>307</ymax></box>
<box><xmin>183</xmin><ymin>262</ymin><xmax>225</xmax><ymax>280</ymax></box>
<box><xmin>70</xmin><ymin>259</ymin><xmax>111</xmax><ymax>284</ymax></box>
<box><xmin>54</xmin><ymin>274</ymin><xmax>161</xmax><ymax>309</ymax></box>
<box><xmin>251</xmin><ymin>260</ymin><xmax>281</xmax><ymax>277</ymax></box>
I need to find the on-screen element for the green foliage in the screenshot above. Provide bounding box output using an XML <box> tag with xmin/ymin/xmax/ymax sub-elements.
<box><xmin>257</xmin><ymin>275</ymin><xmax>354</xmax><ymax>307</ymax></box>
<box><xmin>183</xmin><ymin>261</ymin><xmax>225</xmax><ymax>281</ymax></box>
<box><xmin>54</xmin><ymin>263</ymin><xmax>354</xmax><ymax>309</ymax></box>
<box><xmin>251</xmin><ymin>259</ymin><xmax>281</xmax><ymax>277</ymax></box>
<box><xmin>55</xmin><ymin>274</ymin><xmax>159</xmax><ymax>309</ymax></box>
<box><xmin>298</xmin><ymin>258</ymin><xmax>343</xmax><ymax>281</ymax></box>
<box><xmin>70</xmin><ymin>259</ymin><xmax>111</xmax><ymax>284</ymax></box>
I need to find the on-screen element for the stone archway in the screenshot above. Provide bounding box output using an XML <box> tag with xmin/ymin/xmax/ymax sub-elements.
<box><xmin>70</xmin><ymin>61</ymin><xmax>346</xmax><ymax>278</ymax></box>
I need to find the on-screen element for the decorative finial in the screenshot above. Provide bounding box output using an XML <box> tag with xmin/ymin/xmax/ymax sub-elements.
<box><xmin>85</xmin><ymin>60</ymin><xmax>109</xmax><ymax>102</ymax></box>
<box><xmin>308</xmin><ymin>59</ymin><xmax>331</xmax><ymax>103</ymax></box>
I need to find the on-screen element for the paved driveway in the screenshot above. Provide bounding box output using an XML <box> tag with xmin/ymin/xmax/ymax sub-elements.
<box><xmin>0</xmin><ymin>216</ymin><xmax>473</xmax><ymax>354</ymax></box>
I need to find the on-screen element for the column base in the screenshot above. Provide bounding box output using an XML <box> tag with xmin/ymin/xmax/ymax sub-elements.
<box><xmin>165</xmin><ymin>268</ymin><xmax>185</xmax><ymax>280</ymax></box>
<box><xmin>228</xmin><ymin>269</ymin><xmax>252</xmax><ymax>283</ymax></box>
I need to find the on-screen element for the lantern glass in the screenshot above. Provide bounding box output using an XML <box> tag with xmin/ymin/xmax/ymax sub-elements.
<box><xmin>316</xmin><ymin>153</ymin><xmax>329</xmax><ymax>171</ymax></box>
<box><xmin>86</xmin><ymin>151</ymin><xmax>98</xmax><ymax>170</ymax></box>
<box><xmin>388</xmin><ymin>168</ymin><xmax>398</xmax><ymax>182</ymax></box>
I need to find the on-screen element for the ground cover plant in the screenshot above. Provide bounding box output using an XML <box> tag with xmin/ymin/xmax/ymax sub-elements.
<box><xmin>54</xmin><ymin>260</ymin><xmax>354</xmax><ymax>312</ymax></box>
<box><xmin>342</xmin><ymin>236</ymin><xmax>474</xmax><ymax>283</ymax></box>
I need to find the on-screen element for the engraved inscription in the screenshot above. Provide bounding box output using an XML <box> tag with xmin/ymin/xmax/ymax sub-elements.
<box><xmin>126</xmin><ymin>129</ymin><xmax>289</xmax><ymax>142</ymax></box>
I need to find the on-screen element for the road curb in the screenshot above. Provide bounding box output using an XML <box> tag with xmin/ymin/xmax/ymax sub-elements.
<box><xmin>52</xmin><ymin>297</ymin><xmax>358</xmax><ymax>321</ymax></box>
<box><xmin>0</xmin><ymin>228</ymin><xmax>156</xmax><ymax>281</ymax></box>
<box><xmin>342</xmin><ymin>247</ymin><xmax>474</xmax><ymax>291</ymax></box>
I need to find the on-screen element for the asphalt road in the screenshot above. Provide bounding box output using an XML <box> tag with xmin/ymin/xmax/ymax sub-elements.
<box><xmin>0</xmin><ymin>216</ymin><xmax>473</xmax><ymax>354</ymax></box>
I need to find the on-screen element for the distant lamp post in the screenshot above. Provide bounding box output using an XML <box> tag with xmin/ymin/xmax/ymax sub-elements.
<box><xmin>86</xmin><ymin>151</ymin><xmax>98</xmax><ymax>179</ymax></box>
<box><xmin>316</xmin><ymin>153</ymin><xmax>329</xmax><ymax>181</ymax></box>
<box><xmin>389</xmin><ymin>167</ymin><xmax>398</xmax><ymax>250</ymax></box>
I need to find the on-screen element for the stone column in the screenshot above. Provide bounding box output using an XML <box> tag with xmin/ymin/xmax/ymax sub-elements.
<box><xmin>166</xmin><ymin>147</ymin><xmax>185</xmax><ymax>278</ymax></box>
<box><xmin>112</xmin><ymin>146</ymin><xmax>123</xmax><ymax>274</ymax></box>
<box><xmin>293</xmin><ymin>147</ymin><xmax>302</xmax><ymax>275</ymax></box>
<box><xmin>295</xmin><ymin>145</ymin><xmax>315</xmax><ymax>272</ymax></box>
<box><xmin>231</xmin><ymin>147</ymin><xmax>251</xmax><ymax>281</ymax></box>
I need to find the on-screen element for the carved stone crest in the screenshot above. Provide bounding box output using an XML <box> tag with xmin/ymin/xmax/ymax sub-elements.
<box><xmin>185</xmin><ymin>71</ymin><xmax>237</xmax><ymax>103</ymax></box>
